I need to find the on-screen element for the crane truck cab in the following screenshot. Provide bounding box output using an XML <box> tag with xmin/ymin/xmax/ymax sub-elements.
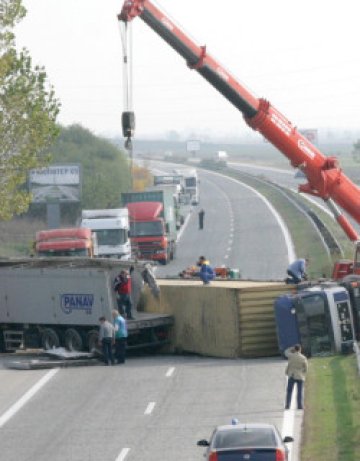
<box><xmin>80</xmin><ymin>208</ymin><xmax>131</xmax><ymax>260</ymax></box>
<box><xmin>35</xmin><ymin>228</ymin><xmax>98</xmax><ymax>257</ymax></box>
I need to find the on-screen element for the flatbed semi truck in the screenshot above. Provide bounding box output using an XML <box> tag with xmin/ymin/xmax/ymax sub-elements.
<box><xmin>0</xmin><ymin>257</ymin><xmax>172</xmax><ymax>353</ymax></box>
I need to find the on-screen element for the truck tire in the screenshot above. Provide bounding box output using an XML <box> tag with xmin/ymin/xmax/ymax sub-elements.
<box><xmin>41</xmin><ymin>328</ymin><xmax>60</xmax><ymax>350</ymax></box>
<box><xmin>87</xmin><ymin>330</ymin><xmax>99</xmax><ymax>353</ymax></box>
<box><xmin>64</xmin><ymin>328</ymin><xmax>84</xmax><ymax>352</ymax></box>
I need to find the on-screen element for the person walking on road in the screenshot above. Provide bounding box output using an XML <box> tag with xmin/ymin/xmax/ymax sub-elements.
<box><xmin>198</xmin><ymin>209</ymin><xmax>205</xmax><ymax>230</ymax></box>
<box><xmin>112</xmin><ymin>309</ymin><xmax>128</xmax><ymax>364</ymax></box>
<box><xmin>284</xmin><ymin>344</ymin><xmax>308</xmax><ymax>410</ymax></box>
<box><xmin>195</xmin><ymin>256</ymin><xmax>215</xmax><ymax>285</ymax></box>
<box><xmin>98</xmin><ymin>316</ymin><xmax>115</xmax><ymax>366</ymax></box>
<box><xmin>285</xmin><ymin>258</ymin><xmax>309</xmax><ymax>284</ymax></box>
<box><xmin>114</xmin><ymin>269</ymin><xmax>134</xmax><ymax>319</ymax></box>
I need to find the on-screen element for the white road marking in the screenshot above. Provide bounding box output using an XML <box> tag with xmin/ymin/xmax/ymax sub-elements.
<box><xmin>115</xmin><ymin>448</ymin><xmax>130</xmax><ymax>461</ymax></box>
<box><xmin>281</xmin><ymin>379</ymin><xmax>297</xmax><ymax>461</ymax></box>
<box><xmin>144</xmin><ymin>401</ymin><xmax>156</xmax><ymax>415</ymax></box>
<box><xmin>166</xmin><ymin>367</ymin><xmax>175</xmax><ymax>377</ymax></box>
<box><xmin>0</xmin><ymin>368</ymin><xmax>59</xmax><ymax>428</ymax></box>
<box><xmin>205</xmin><ymin>170</ymin><xmax>296</xmax><ymax>263</ymax></box>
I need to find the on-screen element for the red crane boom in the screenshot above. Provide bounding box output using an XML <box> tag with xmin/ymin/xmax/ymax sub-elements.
<box><xmin>118</xmin><ymin>0</ymin><xmax>360</xmax><ymax>243</ymax></box>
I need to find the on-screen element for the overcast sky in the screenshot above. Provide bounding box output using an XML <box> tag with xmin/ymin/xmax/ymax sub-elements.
<box><xmin>16</xmin><ymin>0</ymin><xmax>360</xmax><ymax>141</ymax></box>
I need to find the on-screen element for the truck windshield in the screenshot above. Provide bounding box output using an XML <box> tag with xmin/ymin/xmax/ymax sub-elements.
<box><xmin>95</xmin><ymin>229</ymin><xmax>127</xmax><ymax>246</ymax></box>
<box><xmin>297</xmin><ymin>294</ymin><xmax>333</xmax><ymax>356</ymax></box>
<box><xmin>130</xmin><ymin>221</ymin><xmax>163</xmax><ymax>237</ymax></box>
<box><xmin>185</xmin><ymin>177</ymin><xmax>196</xmax><ymax>187</ymax></box>
<box><xmin>38</xmin><ymin>249</ymin><xmax>88</xmax><ymax>257</ymax></box>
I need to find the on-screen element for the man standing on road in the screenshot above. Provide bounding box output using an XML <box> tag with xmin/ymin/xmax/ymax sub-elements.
<box><xmin>112</xmin><ymin>309</ymin><xmax>128</xmax><ymax>364</ymax></box>
<box><xmin>285</xmin><ymin>258</ymin><xmax>309</xmax><ymax>284</ymax></box>
<box><xmin>98</xmin><ymin>316</ymin><xmax>115</xmax><ymax>366</ymax></box>
<box><xmin>284</xmin><ymin>344</ymin><xmax>308</xmax><ymax>410</ymax></box>
<box><xmin>114</xmin><ymin>269</ymin><xmax>134</xmax><ymax>320</ymax></box>
<box><xmin>198</xmin><ymin>209</ymin><xmax>205</xmax><ymax>230</ymax></box>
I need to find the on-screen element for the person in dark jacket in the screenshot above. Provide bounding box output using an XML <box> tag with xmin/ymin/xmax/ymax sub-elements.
<box><xmin>198</xmin><ymin>209</ymin><xmax>205</xmax><ymax>230</ymax></box>
<box><xmin>195</xmin><ymin>256</ymin><xmax>215</xmax><ymax>285</ymax></box>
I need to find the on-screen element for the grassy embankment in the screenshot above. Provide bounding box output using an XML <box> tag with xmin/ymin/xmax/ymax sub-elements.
<box><xmin>0</xmin><ymin>219</ymin><xmax>46</xmax><ymax>257</ymax></box>
<box><xmin>302</xmin><ymin>354</ymin><xmax>360</xmax><ymax>461</ymax></box>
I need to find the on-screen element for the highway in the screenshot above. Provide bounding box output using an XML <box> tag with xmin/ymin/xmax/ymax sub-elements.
<box><xmin>0</xmin><ymin>354</ymin><xmax>293</xmax><ymax>461</ymax></box>
<box><xmin>0</xmin><ymin>162</ymin><xmax>303</xmax><ymax>461</ymax></box>
<box><xmin>151</xmin><ymin>163</ymin><xmax>294</xmax><ymax>280</ymax></box>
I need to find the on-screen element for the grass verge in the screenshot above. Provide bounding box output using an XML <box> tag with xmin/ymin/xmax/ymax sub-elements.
<box><xmin>302</xmin><ymin>355</ymin><xmax>360</xmax><ymax>461</ymax></box>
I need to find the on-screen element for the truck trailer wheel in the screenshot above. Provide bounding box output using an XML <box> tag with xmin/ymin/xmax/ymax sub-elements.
<box><xmin>41</xmin><ymin>328</ymin><xmax>60</xmax><ymax>350</ymax></box>
<box><xmin>87</xmin><ymin>330</ymin><xmax>100</xmax><ymax>353</ymax></box>
<box><xmin>64</xmin><ymin>328</ymin><xmax>84</xmax><ymax>352</ymax></box>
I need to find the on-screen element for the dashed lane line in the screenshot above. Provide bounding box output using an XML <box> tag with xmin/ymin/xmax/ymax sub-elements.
<box><xmin>144</xmin><ymin>401</ymin><xmax>156</xmax><ymax>415</ymax></box>
<box><xmin>0</xmin><ymin>368</ymin><xmax>59</xmax><ymax>428</ymax></box>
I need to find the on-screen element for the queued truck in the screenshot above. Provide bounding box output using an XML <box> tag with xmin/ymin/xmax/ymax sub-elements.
<box><xmin>0</xmin><ymin>258</ymin><xmax>173</xmax><ymax>353</ymax></box>
<box><xmin>35</xmin><ymin>228</ymin><xmax>98</xmax><ymax>257</ymax></box>
<box><xmin>80</xmin><ymin>208</ymin><xmax>131</xmax><ymax>260</ymax></box>
<box><xmin>122</xmin><ymin>189</ymin><xmax>177</xmax><ymax>265</ymax></box>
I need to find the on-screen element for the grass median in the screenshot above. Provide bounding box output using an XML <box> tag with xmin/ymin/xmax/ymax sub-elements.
<box><xmin>302</xmin><ymin>354</ymin><xmax>360</xmax><ymax>461</ymax></box>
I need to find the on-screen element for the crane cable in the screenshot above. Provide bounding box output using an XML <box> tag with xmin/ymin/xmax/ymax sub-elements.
<box><xmin>118</xmin><ymin>21</ymin><xmax>135</xmax><ymax>149</ymax></box>
<box><xmin>118</xmin><ymin>20</ymin><xmax>135</xmax><ymax>189</ymax></box>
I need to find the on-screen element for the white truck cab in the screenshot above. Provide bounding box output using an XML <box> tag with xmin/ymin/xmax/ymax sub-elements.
<box><xmin>81</xmin><ymin>208</ymin><xmax>131</xmax><ymax>260</ymax></box>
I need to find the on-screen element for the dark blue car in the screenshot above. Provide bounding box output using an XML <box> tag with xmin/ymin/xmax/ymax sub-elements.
<box><xmin>197</xmin><ymin>422</ymin><xmax>293</xmax><ymax>460</ymax></box>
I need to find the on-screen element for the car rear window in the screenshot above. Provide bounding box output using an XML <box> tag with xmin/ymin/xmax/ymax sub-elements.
<box><xmin>214</xmin><ymin>428</ymin><xmax>277</xmax><ymax>449</ymax></box>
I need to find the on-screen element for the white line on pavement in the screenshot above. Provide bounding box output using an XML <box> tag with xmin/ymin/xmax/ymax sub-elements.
<box><xmin>115</xmin><ymin>448</ymin><xmax>130</xmax><ymax>461</ymax></box>
<box><xmin>0</xmin><ymin>368</ymin><xmax>59</xmax><ymax>428</ymax></box>
<box><xmin>166</xmin><ymin>367</ymin><xmax>175</xmax><ymax>377</ymax></box>
<box><xmin>144</xmin><ymin>401</ymin><xmax>156</xmax><ymax>415</ymax></box>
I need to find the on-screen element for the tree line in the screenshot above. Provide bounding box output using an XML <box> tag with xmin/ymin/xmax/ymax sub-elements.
<box><xmin>1</xmin><ymin>0</ymin><xmax>131</xmax><ymax>223</ymax></box>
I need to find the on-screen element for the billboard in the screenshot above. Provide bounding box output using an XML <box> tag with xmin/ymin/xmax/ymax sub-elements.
<box><xmin>28</xmin><ymin>164</ymin><xmax>81</xmax><ymax>203</ymax></box>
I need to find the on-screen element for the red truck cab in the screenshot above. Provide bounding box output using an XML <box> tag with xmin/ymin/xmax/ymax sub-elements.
<box><xmin>127</xmin><ymin>201</ymin><xmax>170</xmax><ymax>264</ymax></box>
<box><xmin>35</xmin><ymin>228</ymin><xmax>97</xmax><ymax>257</ymax></box>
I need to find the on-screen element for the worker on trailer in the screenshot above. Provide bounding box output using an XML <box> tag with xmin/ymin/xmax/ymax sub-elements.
<box><xmin>285</xmin><ymin>258</ymin><xmax>309</xmax><ymax>284</ymax></box>
<box><xmin>195</xmin><ymin>256</ymin><xmax>215</xmax><ymax>285</ymax></box>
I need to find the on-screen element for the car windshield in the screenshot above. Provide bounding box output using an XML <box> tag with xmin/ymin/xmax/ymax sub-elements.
<box><xmin>130</xmin><ymin>221</ymin><xmax>163</xmax><ymax>237</ymax></box>
<box><xmin>95</xmin><ymin>229</ymin><xmax>127</xmax><ymax>246</ymax></box>
<box><xmin>214</xmin><ymin>428</ymin><xmax>277</xmax><ymax>449</ymax></box>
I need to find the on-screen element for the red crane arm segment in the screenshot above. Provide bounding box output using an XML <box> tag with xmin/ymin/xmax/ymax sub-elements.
<box><xmin>118</xmin><ymin>0</ymin><xmax>360</xmax><ymax>240</ymax></box>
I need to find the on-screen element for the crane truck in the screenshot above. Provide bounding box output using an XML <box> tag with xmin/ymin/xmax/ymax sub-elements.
<box><xmin>118</xmin><ymin>0</ymin><xmax>360</xmax><ymax>280</ymax></box>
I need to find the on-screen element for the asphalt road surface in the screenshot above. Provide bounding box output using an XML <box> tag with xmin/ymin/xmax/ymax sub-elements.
<box><xmin>0</xmin><ymin>354</ymin><xmax>293</xmax><ymax>461</ymax></box>
<box><xmin>151</xmin><ymin>164</ymin><xmax>292</xmax><ymax>280</ymax></box>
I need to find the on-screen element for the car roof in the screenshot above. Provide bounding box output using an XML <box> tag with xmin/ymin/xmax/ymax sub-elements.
<box><xmin>215</xmin><ymin>423</ymin><xmax>277</xmax><ymax>431</ymax></box>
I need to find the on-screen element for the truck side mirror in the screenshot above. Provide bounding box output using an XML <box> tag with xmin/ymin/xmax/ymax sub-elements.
<box><xmin>165</xmin><ymin>223</ymin><xmax>170</xmax><ymax>233</ymax></box>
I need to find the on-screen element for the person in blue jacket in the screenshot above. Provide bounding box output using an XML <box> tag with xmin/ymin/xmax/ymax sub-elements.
<box><xmin>285</xmin><ymin>258</ymin><xmax>309</xmax><ymax>284</ymax></box>
<box><xmin>195</xmin><ymin>256</ymin><xmax>215</xmax><ymax>285</ymax></box>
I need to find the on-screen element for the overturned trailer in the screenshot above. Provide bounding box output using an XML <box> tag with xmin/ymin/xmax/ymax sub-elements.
<box><xmin>0</xmin><ymin>257</ymin><xmax>172</xmax><ymax>352</ymax></box>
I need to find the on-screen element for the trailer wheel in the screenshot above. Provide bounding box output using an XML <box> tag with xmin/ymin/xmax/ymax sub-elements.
<box><xmin>64</xmin><ymin>328</ymin><xmax>84</xmax><ymax>352</ymax></box>
<box><xmin>87</xmin><ymin>330</ymin><xmax>100</xmax><ymax>353</ymax></box>
<box><xmin>41</xmin><ymin>328</ymin><xmax>60</xmax><ymax>350</ymax></box>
